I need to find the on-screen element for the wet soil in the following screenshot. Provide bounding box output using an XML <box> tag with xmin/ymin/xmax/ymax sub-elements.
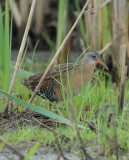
<box><xmin>0</xmin><ymin>142</ymin><xmax>105</xmax><ymax>160</ymax></box>
<box><xmin>0</xmin><ymin>141</ymin><xmax>128</xmax><ymax>160</ymax></box>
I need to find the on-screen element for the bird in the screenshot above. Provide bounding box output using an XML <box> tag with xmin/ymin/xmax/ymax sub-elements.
<box><xmin>22</xmin><ymin>51</ymin><xmax>108</xmax><ymax>102</ymax></box>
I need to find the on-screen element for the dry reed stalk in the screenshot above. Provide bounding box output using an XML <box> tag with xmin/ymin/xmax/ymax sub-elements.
<box><xmin>19</xmin><ymin>0</ymin><xmax>30</xmax><ymax>30</ymax></box>
<box><xmin>9</xmin><ymin>0</ymin><xmax>22</xmax><ymax>28</ymax></box>
<box><xmin>100</xmin><ymin>0</ymin><xmax>104</xmax><ymax>49</ymax></box>
<box><xmin>99</xmin><ymin>42</ymin><xmax>111</xmax><ymax>55</ymax></box>
<box><xmin>33</xmin><ymin>0</ymin><xmax>46</xmax><ymax>35</ymax></box>
<box><xmin>84</xmin><ymin>0</ymin><xmax>112</xmax><ymax>13</ymax></box>
<box><xmin>126</xmin><ymin>10</ymin><xmax>129</xmax><ymax>58</ymax></box>
<box><xmin>91</xmin><ymin>0</ymin><xmax>99</xmax><ymax>50</ymax></box>
<box><xmin>119</xmin><ymin>44</ymin><xmax>127</xmax><ymax>113</ymax></box>
<box><xmin>4</xmin><ymin>0</ymin><xmax>37</xmax><ymax>114</ymax></box>
<box><xmin>20</xmin><ymin>0</ymin><xmax>48</xmax><ymax>35</ymax></box>
<box><xmin>111</xmin><ymin>0</ymin><xmax>126</xmax><ymax>70</ymax></box>
<box><xmin>84</xmin><ymin>7</ymin><xmax>90</xmax><ymax>46</ymax></box>
<box><xmin>84</xmin><ymin>0</ymin><xmax>112</xmax><ymax>50</ymax></box>
<box><xmin>84</xmin><ymin>0</ymin><xmax>112</xmax><ymax>49</ymax></box>
<box><xmin>28</xmin><ymin>0</ymin><xmax>90</xmax><ymax>104</ymax></box>
<box><xmin>84</xmin><ymin>0</ymin><xmax>99</xmax><ymax>50</ymax></box>
<box><xmin>126</xmin><ymin>35</ymin><xmax>129</xmax><ymax>58</ymax></box>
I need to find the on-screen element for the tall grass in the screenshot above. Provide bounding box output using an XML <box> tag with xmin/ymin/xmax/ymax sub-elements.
<box><xmin>75</xmin><ymin>0</ymin><xmax>87</xmax><ymax>46</ymax></box>
<box><xmin>0</xmin><ymin>0</ymin><xmax>11</xmax><ymax>92</ymax></box>
<box><xmin>56</xmin><ymin>0</ymin><xmax>65</xmax><ymax>50</ymax></box>
<box><xmin>56</xmin><ymin>0</ymin><xmax>69</xmax><ymax>51</ymax></box>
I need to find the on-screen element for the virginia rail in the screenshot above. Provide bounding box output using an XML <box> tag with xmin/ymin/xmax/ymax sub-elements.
<box><xmin>23</xmin><ymin>51</ymin><xmax>108</xmax><ymax>102</ymax></box>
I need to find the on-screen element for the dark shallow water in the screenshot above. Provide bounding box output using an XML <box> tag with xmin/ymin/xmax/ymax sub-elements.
<box><xmin>11</xmin><ymin>50</ymin><xmax>80</xmax><ymax>64</ymax></box>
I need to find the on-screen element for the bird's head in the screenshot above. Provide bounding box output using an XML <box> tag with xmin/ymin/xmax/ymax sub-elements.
<box><xmin>84</xmin><ymin>51</ymin><xmax>109</xmax><ymax>70</ymax></box>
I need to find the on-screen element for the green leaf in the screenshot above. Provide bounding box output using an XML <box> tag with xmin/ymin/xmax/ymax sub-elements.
<box><xmin>0</xmin><ymin>89</ymin><xmax>71</xmax><ymax>125</ymax></box>
<box><xmin>0</xmin><ymin>89</ymin><xmax>84</xmax><ymax>128</ymax></box>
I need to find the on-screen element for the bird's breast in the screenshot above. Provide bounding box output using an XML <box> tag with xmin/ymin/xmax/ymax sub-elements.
<box><xmin>70</xmin><ymin>63</ymin><xmax>95</xmax><ymax>95</ymax></box>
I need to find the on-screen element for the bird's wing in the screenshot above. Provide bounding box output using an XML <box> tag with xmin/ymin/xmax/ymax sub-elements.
<box><xmin>22</xmin><ymin>63</ymin><xmax>77</xmax><ymax>91</ymax></box>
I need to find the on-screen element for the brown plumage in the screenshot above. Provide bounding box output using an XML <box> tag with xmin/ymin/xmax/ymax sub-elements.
<box><xmin>22</xmin><ymin>51</ymin><xmax>108</xmax><ymax>102</ymax></box>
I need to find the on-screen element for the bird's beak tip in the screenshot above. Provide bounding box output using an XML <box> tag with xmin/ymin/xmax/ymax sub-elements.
<box><xmin>105</xmin><ymin>66</ymin><xmax>109</xmax><ymax>71</ymax></box>
<box><xmin>97</xmin><ymin>58</ymin><xmax>109</xmax><ymax>71</ymax></box>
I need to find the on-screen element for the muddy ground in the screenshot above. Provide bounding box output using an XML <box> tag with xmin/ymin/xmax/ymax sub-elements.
<box><xmin>0</xmin><ymin>142</ymin><xmax>121</xmax><ymax>160</ymax></box>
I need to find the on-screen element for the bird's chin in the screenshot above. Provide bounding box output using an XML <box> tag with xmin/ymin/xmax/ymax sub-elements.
<box><xmin>90</xmin><ymin>61</ymin><xmax>97</xmax><ymax>65</ymax></box>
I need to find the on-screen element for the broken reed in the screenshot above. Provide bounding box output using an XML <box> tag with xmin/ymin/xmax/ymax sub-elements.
<box><xmin>119</xmin><ymin>44</ymin><xmax>127</xmax><ymax>113</ymax></box>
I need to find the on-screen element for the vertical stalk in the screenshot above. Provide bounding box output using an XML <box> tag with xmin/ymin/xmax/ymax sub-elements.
<box><xmin>75</xmin><ymin>0</ymin><xmax>87</xmax><ymax>46</ymax></box>
<box><xmin>5</xmin><ymin>0</ymin><xmax>10</xmax><ymax>92</ymax></box>
<box><xmin>56</xmin><ymin>0</ymin><xmax>65</xmax><ymax>50</ymax></box>
<box><xmin>119</xmin><ymin>44</ymin><xmax>127</xmax><ymax>113</ymax></box>
<box><xmin>56</xmin><ymin>0</ymin><xmax>69</xmax><ymax>64</ymax></box>
<box><xmin>100</xmin><ymin>0</ymin><xmax>104</xmax><ymax>48</ymax></box>
<box><xmin>84</xmin><ymin>0</ymin><xmax>99</xmax><ymax>50</ymax></box>
<box><xmin>4</xmin><ymin>0</ymin><xmax>36</xmax><ymax>114</ymax></box>
<box><xmin>111</xmin><ymin>0</ymin><xmax>126</xmax><ymax>79</ymax></box>
<box><xmin>0</xmin><ymin>7</ymin><xmax>4</xmax><ymax>71</ymax></box>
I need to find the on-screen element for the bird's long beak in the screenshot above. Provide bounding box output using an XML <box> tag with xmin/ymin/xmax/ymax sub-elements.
<box><xmin>97</xmin><ymin>58</ymin><xmax>109</xmax><ymax>70</ymax></box>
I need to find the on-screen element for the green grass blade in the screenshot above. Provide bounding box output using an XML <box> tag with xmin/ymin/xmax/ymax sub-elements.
<box><xmin>5</xmin><ymin>0</ymin><xmax>10</xmax><ymax>91</ymax></box>
<box><xmin>75</xmin><ymin>0</ymin><xmax>87</xmax><ymax>44</ymax></box>
<box><xmin>0</xmin><ymin>6</ymin><xmax>5</xmax><ymax>69</ymax></box>
<box><xmin>20</xmin><ymin>41</ymin><xmax>29</xmax><ymax>67</ymax></box>
<box><xmin>56</xmin><ymin>0</ymin><xmax>69</xmax><ymax>50</ymax></box>
<box><xmin>56</xmin><ymin>0</ymin><xmax>65</xmax><ymax>50</ymax></box>
<box><xmin>30</xmin><ymin>40</ymin><xmax>39</xmax><ymax>71</ymax></box>
<box><xmin>24</xmin><ymin>142</ymin><xmax>40</xmax><ymax>160</ymax></box>
<box><xmin>10</xmin><ymin>65</ymin><xmax>33</xmax><ymax>78</ymax></box>
<box><xmin>42</xmin><ymin>28</ymin><xmax>54</xmax><ymax>53</ymax></box>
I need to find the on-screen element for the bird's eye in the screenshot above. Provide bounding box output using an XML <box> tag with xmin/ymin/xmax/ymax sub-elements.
<box><xmin>92</xmin><ymin>55</ymin><xmax>96</xmax><ymax>58</ymax></box>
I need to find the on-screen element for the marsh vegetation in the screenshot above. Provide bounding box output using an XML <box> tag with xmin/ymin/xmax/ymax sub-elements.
<box><xmin>0</xmin><ymin>0</ymin><xmax>129</xmax><ymax>160</ymax></box>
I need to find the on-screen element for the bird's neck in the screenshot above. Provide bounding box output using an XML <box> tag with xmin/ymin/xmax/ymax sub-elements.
<box><xmin>79</xmin><ymin>62</ymin><xmax>95</xmax><ymax>83</ymax></box>
<box><xmin>69</xmin><ymin>62</ymin><xmax>95</xmax><ymax>95</ymax></box>
<box><xmin>79</xmin><ymin>62</ymin><xmax>95</xmax><ymax>72</ymax></box>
